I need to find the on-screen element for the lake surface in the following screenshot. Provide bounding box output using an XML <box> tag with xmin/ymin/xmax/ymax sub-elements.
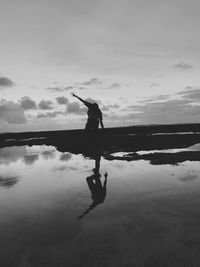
<box><xmin>1</xmin><ymin>144</ymin><xmax>200</xmax><ymax>266</ymax></box>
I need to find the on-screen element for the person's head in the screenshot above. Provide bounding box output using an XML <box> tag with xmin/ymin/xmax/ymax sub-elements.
<box><xmin>92</xmin><ymin>103</ymin><xmax>99</xmax><ymax>109</ymax></box>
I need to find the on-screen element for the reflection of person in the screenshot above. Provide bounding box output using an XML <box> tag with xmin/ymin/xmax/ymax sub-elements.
<box><xmin>78</xmin><ymin>153</ymin><xmax>108</xmax><ymax>219</ymax></box>
<box><xmin>72</xmin><ymin>93</ymin><xmax>104</xmax><ymax>132</ymax></box>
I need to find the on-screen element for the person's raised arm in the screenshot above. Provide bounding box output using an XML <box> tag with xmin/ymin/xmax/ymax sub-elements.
<box><xmin>72</xmin><ymin>93</ymin><xmax>91</xmax><ymax>108</ymax></box>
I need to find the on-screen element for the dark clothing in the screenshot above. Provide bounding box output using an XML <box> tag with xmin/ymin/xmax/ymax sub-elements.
<box><xmin>86</xmin><ymin>175</ymin><xmax>107</xmax><ymax>205</ymax></box>
<box><xmin>85</xmin><ymin>102</ymin><xmax>102</xmax><ymax>131</ymax></box>
<box><xmin>73</xmin><ymin>96</ymin><xmax>103</xmax><ymax>131</ymax></box>
<box><xmin>85</xmin><ymin>103</ymin><xmax>102</xmax><ymax>120</ymax></box>
<box><xmin>85</xmin><ymin>118</ymin><xmax>99</xmax><ymax>131</ymax></box>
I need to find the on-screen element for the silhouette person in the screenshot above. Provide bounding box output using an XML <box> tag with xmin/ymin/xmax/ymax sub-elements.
<box><xmin>78</xmin><ymin>153</ymin><xmax>108</xmax><ymax>219</ymax></box>
<box><xmin>72</xmin><ymin>93</ymin><xmax>104</xmax><ymax>133</ymax></box>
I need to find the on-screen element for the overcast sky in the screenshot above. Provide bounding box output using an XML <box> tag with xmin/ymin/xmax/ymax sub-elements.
<box><xmin>1</xmin><ymin>0</ymin><xmax>200</xmax><ymax>132</ymax></box>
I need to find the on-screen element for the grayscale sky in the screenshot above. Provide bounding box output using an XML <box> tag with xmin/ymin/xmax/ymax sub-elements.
<box><xmin>1</xmin><ymin>0</ymin><xmax>200</xmax><ymax>132</ymax></box>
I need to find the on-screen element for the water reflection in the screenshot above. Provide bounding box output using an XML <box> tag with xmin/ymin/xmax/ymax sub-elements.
<box><xmin>78</xmin><ymin>153</ymin><xmax>108</xmax><ymax>219</ymax></box>
<box><xmin>0</xmin><ymin>145</ymin><xmax>58</xmax><ymax>166</ymax></box>
<box><xmin>0</xmin><ymin>146</ymin><xmax>26</xmax><ymax>165</ymax></box>
<box><xmin>60</xmin><ymin>153</ymin><xmax>72</xmax><ymax>161</ymax></box>
<box><xmin>0</xmin><ymin>175</ymin><xmax>19</xmax><ymax>188</ymax></box>
<box><xmin>23</xmin><ymin>154</ymin><xmax>39</xmax><ymax>165</ymax></box>
<box><xmin>1</xmin><ymin>143</ymin><xmax>200</xmax><ymax>266</ymax></box>
<box><xmin>41</xmin><ymin>149</ymin><xmax>56</xmax><ymax>160</ymax></box>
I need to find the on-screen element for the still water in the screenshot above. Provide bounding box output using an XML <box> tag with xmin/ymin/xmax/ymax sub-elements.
<box><xmin>1</xmin><ymin>145</ymin><xmax>200</xmax><ymax>266</ymax></box>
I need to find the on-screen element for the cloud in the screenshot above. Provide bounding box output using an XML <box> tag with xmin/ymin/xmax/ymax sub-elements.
<box><xmin>0</xmin><ymin>100</ymin><xmax>27</xmax><ymax>124</ymax></box>
<box><xmin>38</xmin><ymin>100</ymin><xmax>54</xmax><ymax>110</ymax></box>
<box><xmin>174</xmin><ymin>62</ymin><xmax>193</xmax><ymax>70</ymax></box>
<box><xmin>128</xmin><ymin>99</ymin><xmax>200</xmax><ymax>124</ymax></box>
<box><xmin>37</xmin><ymin>111</ymin><xmax>62</xmax><ymax>118</ymax></box>
<box><xmin>56</xmin><ymin>96</ymin><xmax>69</xmax><ymax>105</ymax></box>
<box><xmin>46</xmin><ymin>86</ymin><xmax>75</xmax><ymax>93</ymax></box>
<box><xmin>108</xmin><ymin>113</ymin><xmax>138</xmax><ymax>122</ymax></box>
<box><xmin>0</xmin><ymin>77</ymin><xmax>15</xmax><ymax>87</ymax></box>
<box><xmin>102</xmin><ymin>104</ymin><xmax>120</xmax><ymax>111</ymax></box>
<box><xmin>112</xmin><ymin>86</ymin><xmax>200</xmax><ymax>125</ymax></box>
<box><xmin>85</xmin><ymin>97</ymin><xmax>101</xmax><ymax>104</ymax></box>
<box><xmin>66</xmin><ymin>102</ymin><xmax>86</xmax><ymax>115</ymax></box>
<box><xmin>178</xmin><ymin>87</ymin><xmax>200</xmax><ymax>101</ymax></box>
<box><xmin>78</xmin><ymin>79</ymin><xmax>121</xmax><ymax>90</ymax></box>
<box><xmin>106</xmin><ymin>82</ymin><xmax>121</xmax><ymax>89</ymax></box>
<box><xmin>64</xmin><ymin>86</ymin><xmax>74</xmax><ymax>90</ymax></box>
<box><xmin>46</xmin><ymin>87</ymin><xmax>64</xmax><ymax>92</ymax></box>
<box><xmin>107</xmin><ymin>104</ymin><xmax>120</xmax><ymax>109</ymax></box>
<box><xmin>139</xmin><ymin>94</ymin><xmax>170</xmax><ymax>103</ymax></box>
<box><xmin>81</xmin><ymin>78</ymin><xmax>103</xmax><ymax>86</ymax></box>
<box><xmin>19</xmin><ymin>96</ymin><xmax>37</xmax><ymax>110</ymax></box>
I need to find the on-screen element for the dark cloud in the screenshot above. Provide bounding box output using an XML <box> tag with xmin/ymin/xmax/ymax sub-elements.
<box><xmin>23</xmin><ymin>155</ymin><xmax>39</xmax><ymax>165</ymax></box>
<box><xmin>0</xmin><ymin>100</ymin><xmax>27</xmax><ymax>124</ymax></box>
<box><xmin>38</xmin><ymin>100</ymin><xmax>54</xmax><ymax>110</ymax></box>
<box><xmin>56</xmin><ymin>96</ymin><xmax>69</xmax><ymax>105</ymax></box>
<box><xmin>64</xmin><ymin>86</ymin><xmax>74</xmax><ymax>90</ymax></box>
<box><xmin>0</xmin><ymin>175</ymin><xmax>19</xmax><ymax>189</ymax></box>
<box><xmin>111</xmin><ymin>86</ymin><xmax>200</xmax><ymax>125</ymax></box>
<box><xmin>127</xmin><ymin>99</ymin><xmax>200</xmax><ymax>124</ymax></box>
<box><xmin>66</xmin><ymin>102</ymin><xmax>86</xmax><ymax>115</ymax></box>
<box><xmin>60</xmin><ymin>153</ymin><xmax>72</xmax><ymax>161</ymax></box>
<box><xmin>174</xmin><ymin>62</ymin><xmax>193</xmax><ymax>70</ymax></box>
<box><xmin>178</xmin><ymin>87</ymin><xmax>200</xmax><ymax>101</ymax></box>
<box><xmin>0</xmin><ymin>77</ymin><xmax>15</xmax><ymax>87</ymax></box>
<box><xmin>19</xmin><ymin>96</ymin><xmax>37</xmax><ymax>110</ymax></box>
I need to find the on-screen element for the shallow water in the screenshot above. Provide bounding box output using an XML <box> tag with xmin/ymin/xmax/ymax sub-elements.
<box><xmin>1</xmin><ymin>144</ymin><xmax>200</xmax><ymax>266</ymax></box>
